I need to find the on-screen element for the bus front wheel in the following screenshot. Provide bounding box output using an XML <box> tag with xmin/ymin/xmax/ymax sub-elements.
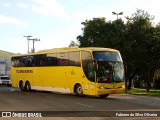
<box><xmin>75</xmin><ymin>84</ymin><xmax>83</xmax><ymax>96</ymax></box>
<box><xmin>99</xmin><ymin>94</ymin><xmax>109</xmax><ymax>98</ymax></box>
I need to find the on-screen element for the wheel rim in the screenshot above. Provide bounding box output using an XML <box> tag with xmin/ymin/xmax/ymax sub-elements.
<box><xmin>19</xmin><ymin>82</ymin><xmax>24</xmax><ymax>91</ymax></box>
<box><xmin>26</xmin><ymin>82</ymin><xmax>31</xmax><ymax>91</ymax></box>
<box><xmin>76</xmin><ymin>85</ymin><xmax>83</xmax><ymax>94</ymax></box>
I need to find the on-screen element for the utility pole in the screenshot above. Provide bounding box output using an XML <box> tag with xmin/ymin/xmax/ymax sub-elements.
<box><xmin>29</xmin><ymin>38</ymin><xmax>40</xmax><ymax>53</ymax></box>
<box><xmin>23</xmin><ymin>35</ymin><xmax>32</xmax><ymax>53</ymax></box>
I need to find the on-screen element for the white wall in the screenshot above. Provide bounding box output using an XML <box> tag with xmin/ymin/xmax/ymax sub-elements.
<box><xmin>0</xmin><ymin>58</ymin><xmax>11</xmax><ymax>76</ymax></box>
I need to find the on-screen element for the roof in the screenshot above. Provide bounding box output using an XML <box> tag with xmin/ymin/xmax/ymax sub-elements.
<box><xmin>37</xmin><ymin>47</ymin><xmax>118</xmax><ymax>53</ymax></box>
<box><xmin>12</xmin><ymin>47</ymin><xmax>119</xmax><ymax>57</ymax></box>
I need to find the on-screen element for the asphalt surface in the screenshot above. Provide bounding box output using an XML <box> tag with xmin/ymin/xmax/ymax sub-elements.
<box><xmin>0</xmin><ymin>86</ymin><xmax>160</xmax><ymax>120</ymax></box>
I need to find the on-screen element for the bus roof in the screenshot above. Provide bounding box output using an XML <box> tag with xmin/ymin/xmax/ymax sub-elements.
<box><xmin>12</xmin><ymin>47</ymin><xmax>119</xmax><ymax>57</ymax></box>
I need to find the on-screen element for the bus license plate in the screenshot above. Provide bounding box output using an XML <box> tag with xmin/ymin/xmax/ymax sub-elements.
<box><xmin>111</xmin><ymin>90</ymin><xmax>116</xmax><ymax>94</ymax></box>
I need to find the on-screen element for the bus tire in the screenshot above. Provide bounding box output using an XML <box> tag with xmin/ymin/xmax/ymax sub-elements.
<box><xmin>19</xmin><ymin>81</ymin><xmax>24</xmax><ymax>91</ymax></box>
<box><xmin>25</xmin><ymin>81</ymin><xmax>31</xmax><ymax>92</ymax></box>
<box><xmin>99</xmin><ymin>94</ymin><xmax>109</xmax><ymax>98</ymax></box>
<box><xmin>75</xmin><ymin>84</ymin><xmax>83</xmax><ymax>96</ymax></box>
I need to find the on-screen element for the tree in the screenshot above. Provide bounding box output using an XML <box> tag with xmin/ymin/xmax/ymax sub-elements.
<box><xmin>125</xmin><ymin>9</ymin><xmax>160</xmax><ymax>91</ymax></box>
<box><xmin>68</xmin><ymin>40</ymin><xmax>79</xmax><ymax>48</ymax></box>
<box><xmin>77</xmin><ymin>17</ymin><xmax>108</xmax><ymax>47</ymax></box>
<box><xmin>77</xmin><ymin>9</ymin><xmax>160</xmax><ymax>92</ymax></box>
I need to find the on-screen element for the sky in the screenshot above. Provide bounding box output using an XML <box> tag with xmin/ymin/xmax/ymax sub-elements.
<box><xmin>0</xmin><ymin>0</ymin><xmax>160</xmax><ymax>54</ymax></box>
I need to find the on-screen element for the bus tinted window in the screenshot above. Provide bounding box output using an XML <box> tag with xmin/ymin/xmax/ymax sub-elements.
<box><xmin>11</xmin><ymin>57</ymin><xmax>20</xmax><ymax>67</ymax></box>
<box><xmin>34</xmin><ymin>54</ymin><xmax>58</xmax><ymax>66</ymax></box>
<box><xmin>34</xmin><ymin>54</ymin><xmax>46</xmax><ymax>66</ymax></box>
<box><xmin>46</xmin><ymin>54</ymin><xmax>58</xmax><ymax>66</ymax></box>
<box><xmin>12</xmin><ymin>52</ymin><xmax>81</xmax><ymax>67</ymax></box>
<box><xmin>69</xmin><ymin>52</ymin><xmax>80</xmax><ymax>66</ymax></box>
<box><xmin>12</xmin><ymin>56</ymin><xmax>35</xmax><ymax>67</ymax></box>
<box><xmin>57</xmin><ymin>52</ymin><xmax>69</xmax><ymax>66</ymax></box>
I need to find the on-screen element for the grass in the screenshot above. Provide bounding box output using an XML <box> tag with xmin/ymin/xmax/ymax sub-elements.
<box><xmin>127</xmin><ymin>88</ymin><xmax>160</xmax><ymax>97</ymax></box>
<box><xmin>0</xmin><ymin>50</ymin><xmax>14</xmax><ymax>58</ymax></box>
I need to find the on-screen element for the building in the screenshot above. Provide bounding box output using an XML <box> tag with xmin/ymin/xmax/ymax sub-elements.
<box><xmin>0</xmin><ymin>50</ymin><xmax>14</xmax><ymax>76</ymax></box>
<box><xmin>0</xmin><ymin>58</ymin><xmax>11</xmax><ymax>76</ymax></box>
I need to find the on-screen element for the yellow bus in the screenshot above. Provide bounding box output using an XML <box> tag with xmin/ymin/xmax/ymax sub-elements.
<box><xmin>11</xmin><ymin>47</ymin><xmax>125</xmax><ymax>98</ymax></box>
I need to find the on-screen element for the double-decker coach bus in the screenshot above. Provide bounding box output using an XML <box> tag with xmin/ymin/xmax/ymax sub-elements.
<box><xmin>11</xmin><ymin>47</ymin><xmax>125</xmax><ymax>98</ymax></box>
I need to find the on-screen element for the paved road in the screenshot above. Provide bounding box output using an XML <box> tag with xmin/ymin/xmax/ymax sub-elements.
<box><xmin>0</xmin><ymin>87</ymin><xmax>160</xmax><ymax>120</ymax></box>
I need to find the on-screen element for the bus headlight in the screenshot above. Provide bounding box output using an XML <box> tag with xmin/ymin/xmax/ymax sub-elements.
<box><xmin>122</xmin><ymin>85</ymin><xmax>125</xmax><ymax>88</ymax></box>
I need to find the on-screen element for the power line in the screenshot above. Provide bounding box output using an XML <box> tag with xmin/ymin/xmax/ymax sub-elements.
<box><xmin>23</xmin><ymin>35</ymin><xmax>32</xmax><ymax>53</ymax></box>
<box><xmin>23</xmin><ymin>36</ymin><xmax>40</xmax><ymax>53</ymax></box>
<box><xmin>29</xmin><ymin>38</ymin><xmax>40</xmax><ymax>53</ymax></box>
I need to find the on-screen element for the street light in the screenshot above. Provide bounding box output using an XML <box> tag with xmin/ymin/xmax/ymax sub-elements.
<box><xmin>23</xmin><ymin>35</ymin><xmax>32</xmax><ymax>53</ymax></box>
<box><xmin>112</xmin><ymin>12</ymin><xmax>123</xmax><ymax>19</ymax></box>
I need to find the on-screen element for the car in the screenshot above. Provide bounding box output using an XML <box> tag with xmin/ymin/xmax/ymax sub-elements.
<box><xmin>0</xmin><ymin>76</ymin><xmax>12</xmax><ymax>87</ymax></box>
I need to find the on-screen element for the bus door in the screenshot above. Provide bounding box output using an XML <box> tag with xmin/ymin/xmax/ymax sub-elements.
<box><xmin>86</xmin><ymin>61</ymin><xmax>96</xmax><ymax>95</ymax></box>
<box><xmin>82</xmin><ymin>51</ymin><xmax>96</xmax><ymax>95</ymax></box>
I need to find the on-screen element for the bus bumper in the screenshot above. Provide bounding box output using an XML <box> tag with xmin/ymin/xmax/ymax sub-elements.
<box><xmin>96</xmin><ymin>87</ymin><xmax>125</xmax><ymax>95</ymax></box>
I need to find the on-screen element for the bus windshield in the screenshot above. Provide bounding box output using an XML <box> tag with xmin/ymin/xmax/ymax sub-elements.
<box><xmin>93</xmin><ymin>51</ymin><xmax>122</xmax><ymax>62</ymax></box>
<box><xmin>93</xmin><ymin>52</ymin><xmax>124</xmax><ymax>83</ymax></box>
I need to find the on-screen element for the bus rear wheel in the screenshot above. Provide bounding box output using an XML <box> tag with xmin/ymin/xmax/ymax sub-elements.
<box><xmin>19</xmin><ymin>81</ymin><xmax>24</xmax><ymax>91</ymax></box>
<box><xmin>75</xmin><ymin>84</ymin><xmax>83</xmax><ymax>96</ymax></box>
<box><xmin>25</xmin><ymin>81</ymin><xmax>31</xmax><ymax>92</ymax></box>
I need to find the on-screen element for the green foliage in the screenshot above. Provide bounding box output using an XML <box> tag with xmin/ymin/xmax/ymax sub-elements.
<box><xmin>127</xmin><ymin>88</ymin><xmax>160</xmax><ymax>97</ymax></box>
<box><xmin>68</xmin><ymin>40</ymin><xmax>79</xmax><ymax>48</ymax></box>
<box><xmin>77</xmin><ymin>9</ymin><xmax>160</xmax><ymax>91</ymax></box>
<box><xmin>134</xmin><ymin>79</ymin><xmax>142</xmax><ymax>88</ymax></box>
<box><xmin>77</xmin><ymin>17</ymin><xmax>107</xmax><ymax>47</ymax></box>
<box><xmin>154</xmin><ymin>78</ymin><xmax>160</xmax><ymax>89</ymax></box>
<box><xmin>131</xmin><ymin>9</ymin><xmax>154</xmax><ymax>21</ymax></box>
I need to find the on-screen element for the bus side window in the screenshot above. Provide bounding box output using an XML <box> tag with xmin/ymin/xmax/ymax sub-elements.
<box><xmin>63</xmin><ymin>59</ymin><xmax>69</xmax><ymax>65</ymax></box>
<box><xmin>58</xmin><ymin>58</ymin><xmax>62</xmax><ymax>65</ymax></box>
<box><xmin>63</xmin><ymin>52</ymin><xmax>69</xmax><ymax>66</ymax></box>
<box><xmin>26</xmin><ymin>56</ymin><xmax>34</xmax><ymax>67</ymax></box>
<box><xmin>12</xmin><ymin>57</ymin><xmax>22</xmax><ymax>67</ymax></box>
<box><xmin>69</xmin><ymin>51</ymin><xmax>80</xmax><ymax>66</ymax></box>
<box><xmin>52</xmin><ymin>57</ymin><xmax>58</xmax><ymax>66</ymax></box>
<box><xmin>46</xmin><ymin>53</ymin><xmax>58</xmax><ymax>66</ymax></box>
<box><xmin>35</xmin><ymin>54</ymin><xmax>46</xmax><ymax>66</ymax></box>
<box><xmin>39</xmin><ymin>58</ymin><xmax>45</xmax><ymax>66</ymax></box>
<box><xmin>18</xmin><ymin>57</ymin><xmax>26</xmax><ymax>67</ymax></box>
<box><xmin>57</xmin><ymin>52</ymin><xmax>69</xmax><ymax>66</ymax></box>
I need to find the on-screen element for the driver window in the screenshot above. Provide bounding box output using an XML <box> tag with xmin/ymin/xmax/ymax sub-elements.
<box><xmin>82</xmin><ymin>51</ymin><xmax>95</xmax><ymax>82</ymax></box>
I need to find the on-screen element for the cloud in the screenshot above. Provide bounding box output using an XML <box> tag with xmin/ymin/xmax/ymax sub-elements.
<box><xmin>1</xmin><ymin>37</ymin><xmax>28</xmax><ymax>54</ymax></box>
<box><xmin>17</xmin><ymin>3</ymin><xmax>28</xmax><ymax>8</ymax></box>
<box><xmin>2</xmin><ymin>3</ymin><xmax>11</xmax><ymax>7</ymax></box>
<box><xmin>36</xmin><ymin>25</ymin><xmax>81</xmax><ymax>52</ymax></box>
<box><xmin>0</xmin><ymin>14</ymin><xmax>27</xmax><ymax>27</ymax></box>
<box><xmin>31</xmin><ymin>0</ymin><xmax>69</xmax><ymax>20</ymax></box>
<box><xmin>74</xmin><ymin>7</ymin><xmax>108</xmax><ymax>22</ymax></box>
